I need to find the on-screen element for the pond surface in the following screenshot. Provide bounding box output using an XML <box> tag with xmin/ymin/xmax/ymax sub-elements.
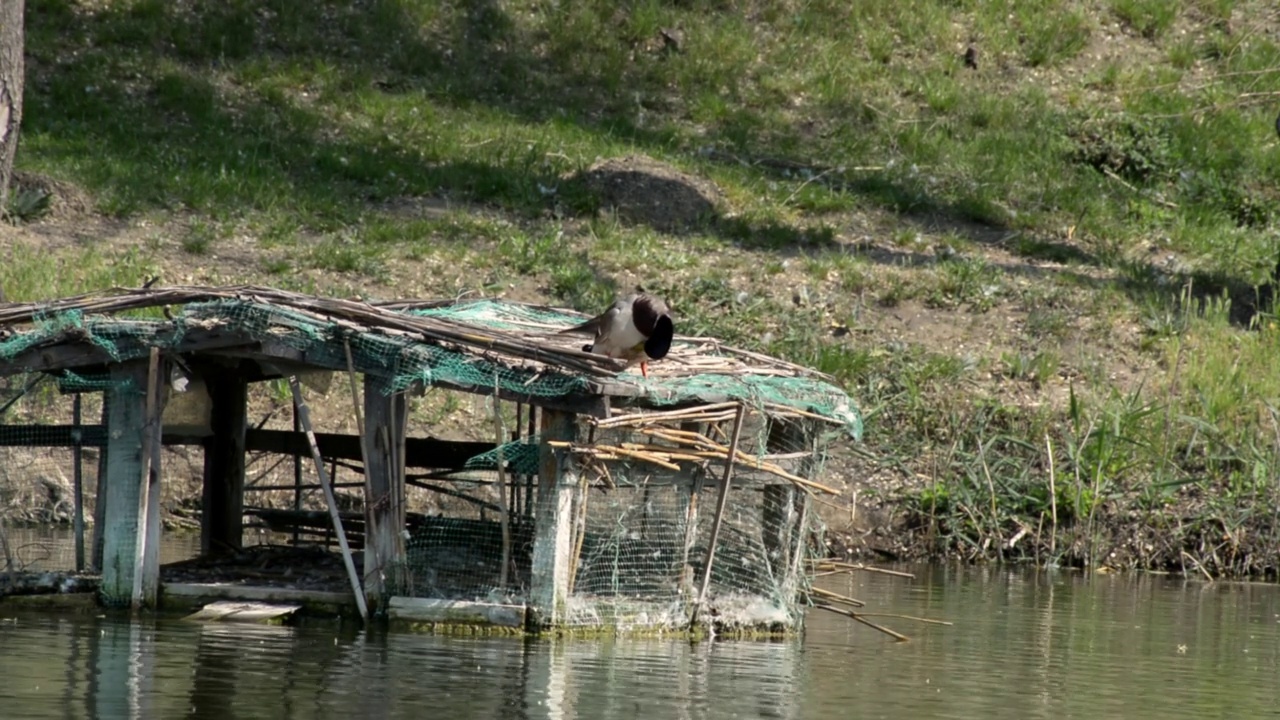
<box><xmin>4</xmin><ymin>531</ymin><xmax>1280</xmax><ymax>719</ymax></box>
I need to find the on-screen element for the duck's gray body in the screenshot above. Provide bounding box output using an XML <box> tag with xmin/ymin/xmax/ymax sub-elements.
<box><xmin>561</xmin><ymin>293</ymin><xmax>674</xmax><ymax>371</ymax></box>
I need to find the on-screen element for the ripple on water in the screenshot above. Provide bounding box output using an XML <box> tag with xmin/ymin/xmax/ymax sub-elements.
<box><xmin>2</xmin><ymin>562</ymin><xmax>1280</xmax><ymax>719</ymax></box>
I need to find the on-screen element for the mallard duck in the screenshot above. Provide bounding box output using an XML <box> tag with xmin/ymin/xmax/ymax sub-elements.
<box><xmin>561</xmin><ymin>292</ymin><xmax>674</xmax><ymax>377</ymax></box>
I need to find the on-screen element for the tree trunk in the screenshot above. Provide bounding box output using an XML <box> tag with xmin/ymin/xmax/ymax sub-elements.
<box><xmin>0</xmin><ymin>0</ymin><xmax>25</xmax><ymax>211</ymax></box>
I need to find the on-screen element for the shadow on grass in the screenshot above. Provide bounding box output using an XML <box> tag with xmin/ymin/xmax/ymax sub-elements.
<box><xmin>21</xmin><ymin>1</ymin><xmax>1011</xmax><ymax>243</ymax></box>
<box><xmin>25</xmin><ymin>0</ymin><xmax>1270</xmax><ymax>326</ymax></box>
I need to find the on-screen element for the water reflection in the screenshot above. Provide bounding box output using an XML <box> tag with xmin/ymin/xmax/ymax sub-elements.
<box><xmin>5</xmin><ymin>547</ymin><xmax>1280</xmax><ymax>718</ymax></box>
<box><xmin>0</xmin><ymin>609</ymin><xmax>802</xmax><ymax>720</ymax></box>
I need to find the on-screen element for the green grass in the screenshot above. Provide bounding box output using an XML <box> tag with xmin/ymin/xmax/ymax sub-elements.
<box><xmin>13</xmin><ymin>0</ymin><xmax>1280</xmax><ymax>576</ymax></box>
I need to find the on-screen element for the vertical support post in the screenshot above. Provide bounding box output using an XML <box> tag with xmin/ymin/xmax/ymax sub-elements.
<box><xmin>72</xmin><ymin>392</ymin><xmax>85</xmax><ymax>572</ymax></box>
<box><xmin>91</xmin><ymin>393</ymin><xmax>109</xmax><ymax>571</ymax></box>
<box><xmin>292</xmin><ymin>402</ymin><xmax>302</xmax><ymax>546</ymax></box>
<box><xmin>362</xmin><ymin>375</ymin><xmax>406</xmax><ymax>607</ymax></box>
<box><xmin>692</xmin><ymin>403</ymin><xmax>747</xmax><ymax>625</ymax></box>
<box><xmin>291</xmin><ymin>375</ymin><xmax>368</xmax><ymax>621</ymax></box>
<box><xmin>131</xmin><ymin>347</ymin><xmax>165</xmax><ymax>610</ymax></box>
<box><xmin>524</xmin><ymin>404</ymin><xmax>537</xmax><ymax>521</ymax></box>
<box><xmin>529</xmin><ymin>408</ymin><xmax>578</xmax><ymax>629</ymax></box>
<box><xmin>201</xmin><ymin>369</ymin><xmax>247</xmax><ymax>556</ymax></box>
<box><xmin>99</xmin><ymin>362</ymin><xmax>148</xmax><ymax>607</ymax></box>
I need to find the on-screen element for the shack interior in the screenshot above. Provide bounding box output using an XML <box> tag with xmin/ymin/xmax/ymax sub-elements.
<box><xmin>0</xmin><ymin>285</ymin><xmax>862</xmax><ymax>635</ymax></box>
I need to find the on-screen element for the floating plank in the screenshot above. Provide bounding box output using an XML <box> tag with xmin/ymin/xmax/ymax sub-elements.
<box><xmin>183</xmin><ymin>600</ymin><xmax>302</xmax><ymax>624</ymax></box>
<box><xmin>388</xmin><ymin>597</ymin><xmax>526</xmax><ymax>628</ymax></box>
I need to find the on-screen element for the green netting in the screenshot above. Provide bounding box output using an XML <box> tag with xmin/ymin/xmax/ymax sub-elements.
<box><xmin>463</xmin><ymin>434</ymin><xmax>542</xmax><ymax>476</ymax></box>
<box><xmin>394</xmin><ymin>417</ymin><xmax>821</xmax><ymax>633</ymax></box>
<box><xmin>0</xmin><ymin>298</ymin><xmax>862</xmax><ymax>441</ymax></box>
<box><xmin>412</xmin><ymin>299</ymin><xmax>863</xmax><ymax>439</ymax></box>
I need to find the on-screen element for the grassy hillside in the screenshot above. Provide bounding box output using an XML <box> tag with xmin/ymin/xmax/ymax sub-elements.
<box><xmin>7</xmin><ymin>0</ymin><xmax>1280</xmax><ymax>577</ymax></box>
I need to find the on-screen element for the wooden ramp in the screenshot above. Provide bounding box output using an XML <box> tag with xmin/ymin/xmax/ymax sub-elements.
<box><xmin>183</xmin><ymin>600</ymin><xmax>302</xmax><ymax>624</ymax></box>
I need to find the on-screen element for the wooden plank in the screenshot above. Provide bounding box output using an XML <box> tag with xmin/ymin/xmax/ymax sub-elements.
<box><xmin>183</xmin><ymin>600</ymin><xmax>302</xmax><ymax>624</ymax></box>
<box><xmin>387</xmin><ymin>597</ymin><xmax>526</xmax><ymax>628</ymax></box>
<box><xmin>72</xmin><ymin>394</ymin><xmax>85</xmax><ymax>572</ymax></box>
<box><xmin>529</xmin><ymin>409</ymin><xmax>578</xmax><ymax>629</ymax></box>
<box><xmin>0</xmin><ymin>326</ymin><xmax>257</xmax><ymax>377</ymax></box>
<box><xmin>131</xmin><ymin>347</ymin><xmax>164</xmax><ymax>610</ymax></box>
<box><xmin>243</xmin><ymin>428</ymin><xmax>492</xmax><ymax>470</ymax></box>
<box><xmin>0</xmin><ymin>424</ymin><xmax>214</xmax><ymax>447</ymax></box>
<box><xmin>202</xmin><ymin>368</ymin><xmax>248</xmax><ymax>555</ymax></box>
<box><xmin>99</xmin><ymin>362</ymin><xmax>148</xmax><ymax>607</ymax></box>
<box><xmin>91</xmin><ymin>396</ymin><xmax>109</xmax><ymax>572</ymax></box>
<box><xmin>163</xmin><ymin>583</ymin><xmax>354</xmax><ymax>606</ymax></box>
<box><xmin>362</xmin><ymin>375</ymin><xmax>407</xmax><ymax>605</ymax></box>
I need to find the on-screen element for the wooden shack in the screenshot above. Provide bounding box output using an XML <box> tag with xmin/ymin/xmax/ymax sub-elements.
<box><xmin>0</xmin><ymin>285</ymin><xmax>861</xmax><ymax>635</ymax></box>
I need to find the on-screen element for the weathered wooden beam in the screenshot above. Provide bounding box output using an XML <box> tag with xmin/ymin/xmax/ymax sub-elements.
<box><xmin>243</xmin><ymin>429</ymin><xmax>492</xmax><ymax>470</ymax></box>
<box><xmin>201</xmin><ymin>368</ymin><xmax>248</xmax><ymax>556</ymax></box>
<box><xmin>130</xmin><ymin>348</ymin><xmax>165</xmax><ymax>610</ymax></box>
<box><xmin>0</xmin><ymin>424</ymin><xmax>215</xmax><ymax>447</ymax></box>
<box><xmin>362</xmin><ymin>375</ymin><xmax>407</xmax><ymax>606</ymax></box>
<box><xmin>91</xmin><ymin>396</ymin><xmax>109</xmax><ymax>572</ymax></box>
<box><xmin>72</xmin><ymin>393</ymin><xmax>85</xmax><ymax>572</ymax></box>
<box><xmin>0</xmin><ymin>326</ymin><xmax>257</xmax><ymax>377</ymax></box>
<box><xmin>99</xmin><ymin>362</ymin><xmax>148</xmax><ymax>608</ymax></box>
<box><xmin>528</xmin><ymin>409</ymin><xmax>578</xmax><ymax>629</ymax></box>
<box><xmin>163</xmin><ymin>582</ymin><xmax>354</xmax><ymax>608</ymax></box>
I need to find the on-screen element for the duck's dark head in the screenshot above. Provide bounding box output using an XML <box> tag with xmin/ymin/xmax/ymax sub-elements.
<box><xmin>644</xmin><ymin>315</ymin><xmax>674</xmax><ymax>360</ymax></box>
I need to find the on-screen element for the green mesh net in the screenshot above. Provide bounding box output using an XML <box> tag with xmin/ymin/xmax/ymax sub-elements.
<box><xmin>0</xmin><ymin>298</ymin><xmax>860</xmax><ymax>438</ymax></box>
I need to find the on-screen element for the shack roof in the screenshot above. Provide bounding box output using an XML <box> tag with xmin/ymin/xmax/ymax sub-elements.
<box><xmin>0</xmin><ymin>285</ymin><xmax>861</xmax><ymax>436</ymax></box>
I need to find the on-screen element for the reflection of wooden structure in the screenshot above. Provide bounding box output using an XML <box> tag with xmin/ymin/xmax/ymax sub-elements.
<box><xmin>0</xmin><ymin>285</ymin><xmax>859</xmax><ymax>634</ymax></box>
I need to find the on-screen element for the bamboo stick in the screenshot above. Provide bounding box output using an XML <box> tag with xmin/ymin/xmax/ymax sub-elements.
<box><xmin>812</xmin><ymin>602</ymin><xmax>910</xmax><ymax>642</ymax></box>
<box><xmin>596</xmin><ymin>402</ymin><xmax>744</xmax><ymax>427</ymax></box>
<box><xmin>692</xmin><ymin>403</ymin><xmax>747</xmax><ymax>624</ymax></box>
<box><xmin>853</xmin><ymin>613</ymin><xmax>953</xmax><ymax>627</ymax></box>
<box><xmin>808</xmin><ymin>560</ymin><xmax>916</xmax><ymax>579</ymax></box>
<box><xmin>810</xmin><ymin>586</ymin><xmax>866</xmax><ymax>608</ymax></box>
<box><xmin>288</xmin><ymin>375</ymin><xmax>369</xmax><ymax>622</ymax></box>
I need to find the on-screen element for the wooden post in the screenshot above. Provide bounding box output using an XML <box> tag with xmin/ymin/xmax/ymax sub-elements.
<box><xmin>131</xmin><ymin>347</ymin><xmax>165</xmax><ymax>610</ymax></box>
<box><xmin>529</xmin><ymin>408</ymin><xmax>578</xmax><ymax>629</ymax></box>
<box><xmin>91</xmin><ymin>393</ymin><xmax>109</xmax><ymax>572</ymax></box>
<box><xmin>99</xmin><ymin>362</ymin><xmax>148</xmax><ymax>607</ymax></box>
<box><xmin>362</xmin><ymin>375</ymin><xmax>407</xmax><ymax>607</ymax></box>
<box><xmin>290</xmin><ymin>375</ymin><xmax>368</xmax><ymax>621</ymax></box>
<box><xmin>692</xmin><ymin>403</ymin><xmax>747</xmax><ymax>625</ymax></box>
<box><xmin>344</xmin><ymin>341</ymin><xmax>378</xmax><ymax>589</ymax></box>
<box><xmin>72</xmin><ymin>392</ymin><xmax>85</xmax><ymax>572</ymax></box>
<box><xmin>201</xmin><ymin>370</ymin><xmax>247</xmax><ymax>555</ymax></box>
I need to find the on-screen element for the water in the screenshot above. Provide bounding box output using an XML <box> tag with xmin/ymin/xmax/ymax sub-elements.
<box><xmin>5</xmin><ymin>533</ymin><xmax>1280</xmax><ymax>719</ymax></box>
